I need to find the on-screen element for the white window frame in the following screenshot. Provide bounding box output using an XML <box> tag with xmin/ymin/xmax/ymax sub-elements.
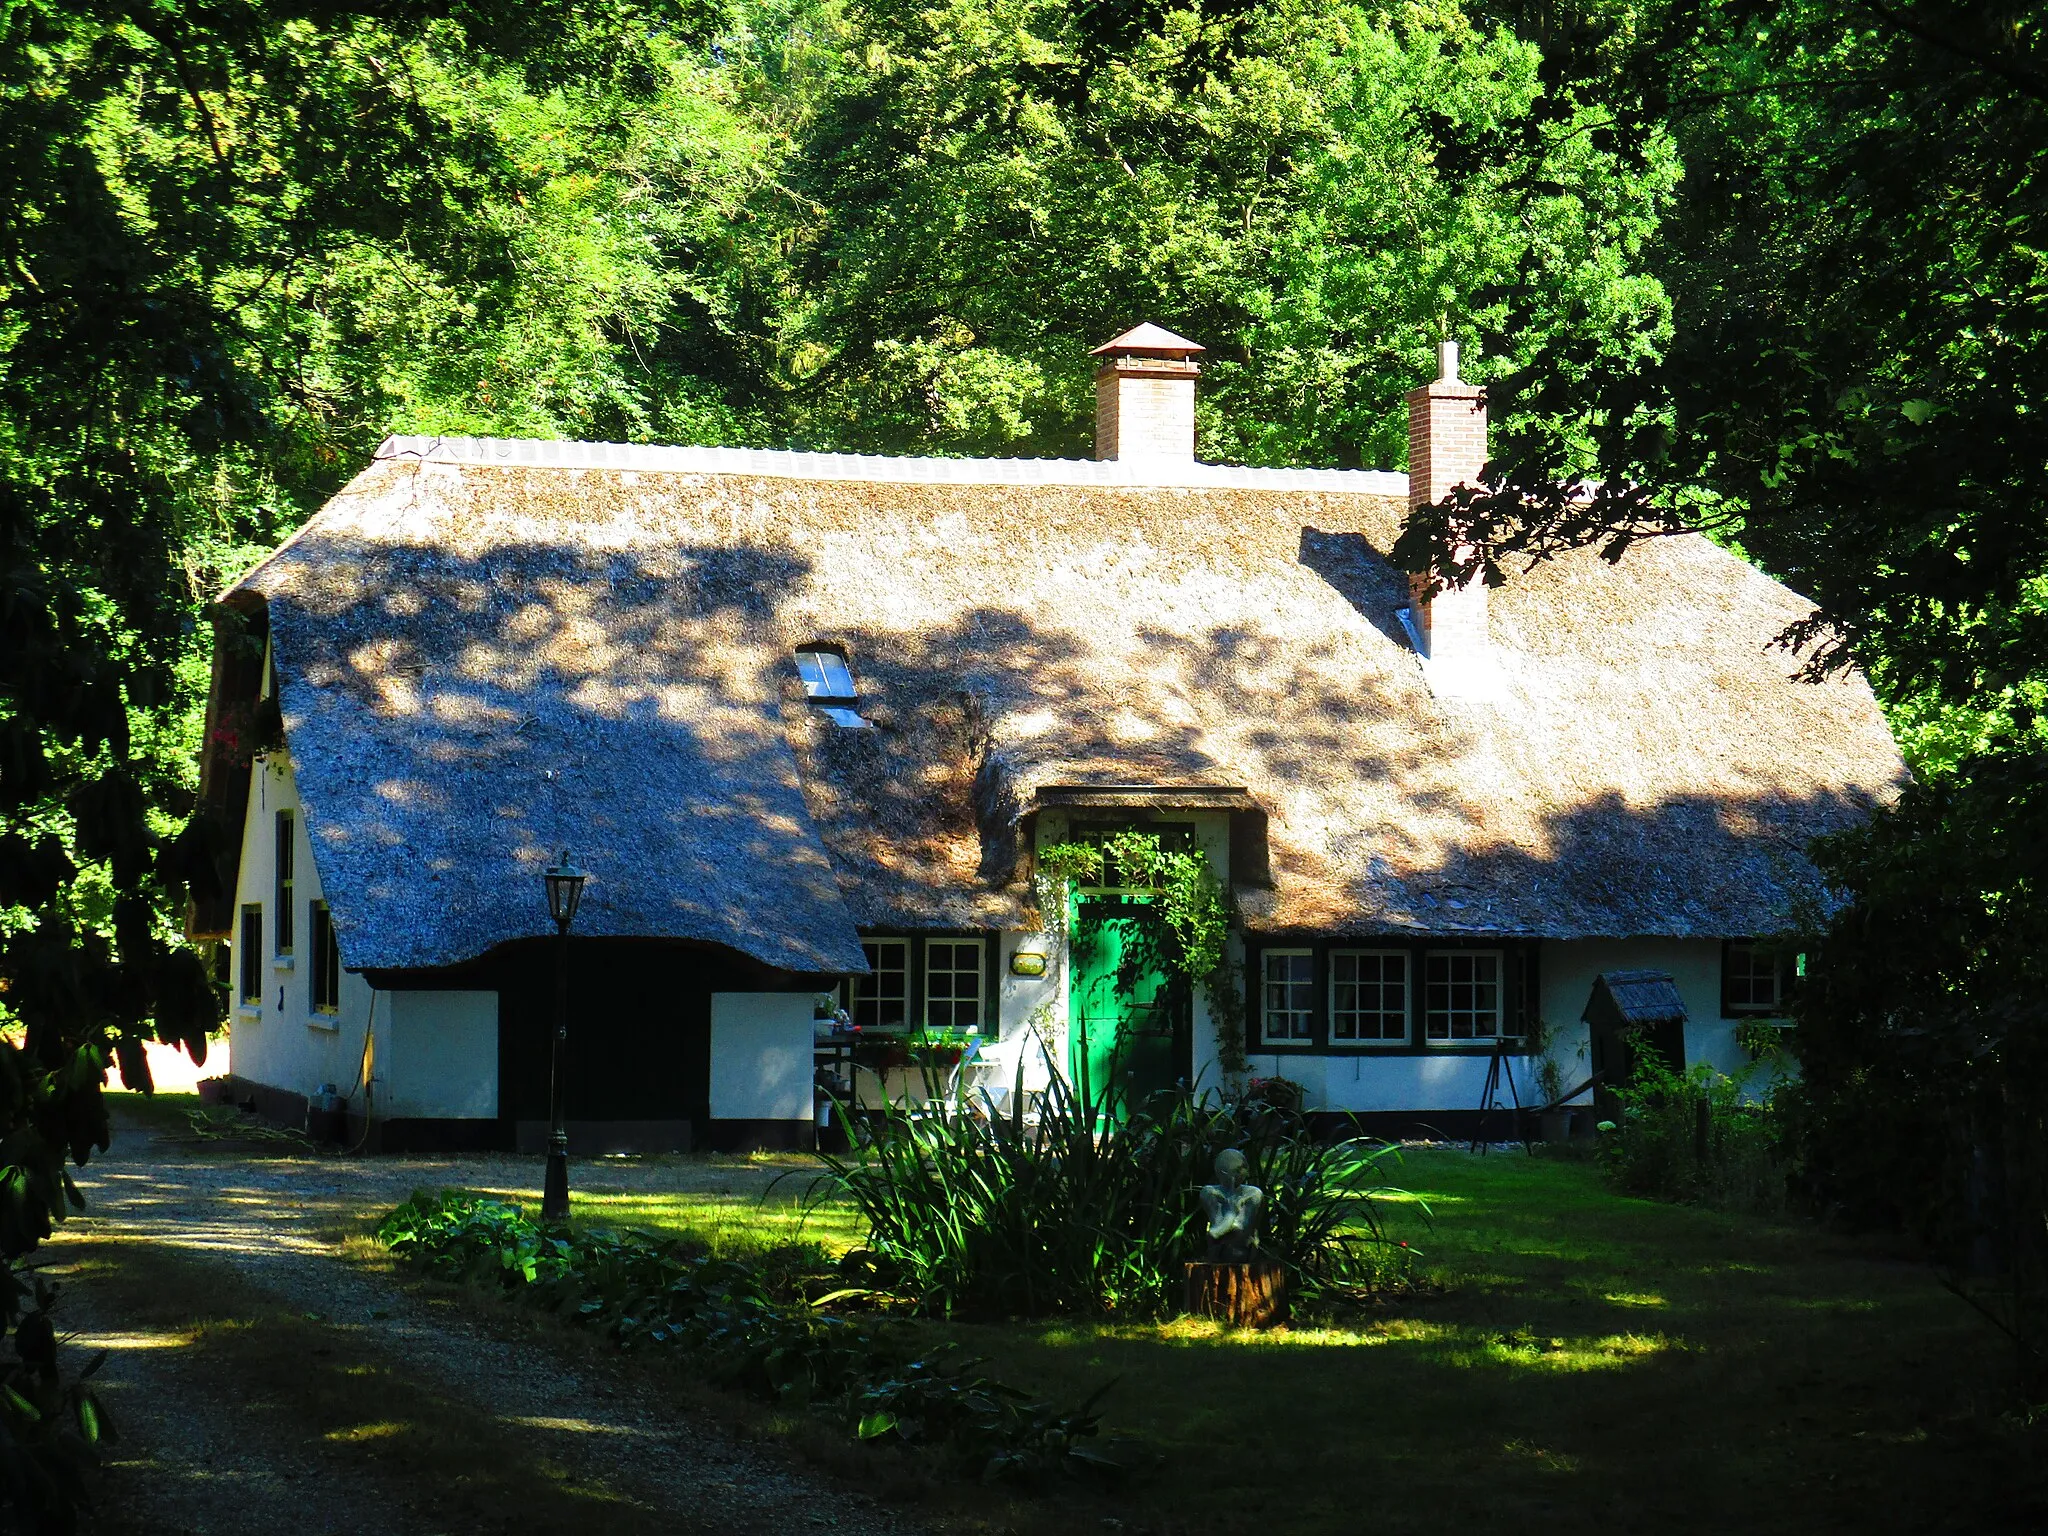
<box><xmin>309</xmin><ymin>901</ymin><xmax>341</xmax><ymax>1017</ymax></box>
<box><xmin>923</xmin><ymin>937</ymin><xmax>985</xmax><ymax>1033</ymax></box>
<box><xmin>1261</xmin><ymin>949</ymin><xmax>1315</xmax><ymax>1044</ymax></box>
<box><xmin>847</xmin><ymin>938</ymin><xmax>910</xmax><ymax>1033</ymax></box>
<box><xmin>1724</xmin><ymin>941</ymin><xmax>1783</xmax><ymax>1015</ymax></box>
<box><xmin>1330</xmin><ymin>949</ymin><xmax>1409</xmax><ymax>1046</ymax></box>
<box><xmin>273</xmin><ymin>809</ymin><xmax>295</xmax><ymax>958</ymax></box>
<box><xmin>239</xmin><ymin>904</ymin><xmax>263</xmax><ymax>1006</ymax></box>
<box><xmin>1423</xmin><ymin>949</ymin><xmax>1504</xmax><ymax>1044</ymax></box>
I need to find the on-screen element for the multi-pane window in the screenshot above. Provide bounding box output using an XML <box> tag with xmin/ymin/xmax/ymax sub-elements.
<box><xmin>1331</xmin><ymin>950</ymin><xmax>1408</xmax><ymax>1043</ymax></box>
<box><xmin>274</xmin><ymin>810</ymin><xmax>295</xmax><ymax>956</ymax></box>
<box><xmin>1261</xmin><ymin>950</ymin><xmax>1315</xmax><ymax>1043</ymax></box>
<box><xmin>310</xmin><ymin>902</ymin><xmax>341</xmax><ymax>1014</ymax></box>
<box><xmin>239</xmin><ymin>906</ymin><xmax>263</xmax><ymax>1005</ymax></box>
<box><xmin>1723</xmin><ymin>941</ymin><xmax>1783</xmax><ymax>1015</ymax></box>
<box><xmin>1424</xmin><ymin>951</ymin><xmax>1502</xmax><ymax>1042</ymax></box>
<box><xmin>924</xmin><ymin>939</ymin><xmax>984</xmax><ymax>1031</ymax></box>
<box><xmin>849</xmin><ymin>938</ymin><xmax>910</xmax><ymax>1031</ymax></box>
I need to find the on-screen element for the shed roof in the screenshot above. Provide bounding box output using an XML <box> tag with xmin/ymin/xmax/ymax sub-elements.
<box><xmin>214</xmin><ymin>436</ymin><xmax>1905</xmax><ymax>970</ymax></box>
<box><xmin>1583</xmin><ymin>970</ymin><xmax>1691</xmax><ymax>1029</ymax></box>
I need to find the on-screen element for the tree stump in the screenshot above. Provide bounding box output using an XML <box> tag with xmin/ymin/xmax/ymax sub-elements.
<box><xmin>1183</xmin><ymin>1259</ymin><xmax>1289</xmax><ymax>1329</ymax></box>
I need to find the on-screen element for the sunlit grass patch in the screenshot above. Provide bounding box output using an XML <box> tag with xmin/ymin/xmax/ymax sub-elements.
<box><xmin>812</xmin><ymin>1146</ymin><xmax>2044</xmax><ymax>1535</ymax></box>
<box><xmin>1499</xmin><ymin>1437</ymin><xmax>1581</xmax><ymax>1473</ymax></box>
<box><xmin>326</xmin><ymin>1419</ymin><xmax>409</xmax><ymax>1443</ymax></box>
<box><xmin>1590</xmin><ymin>1332</ymin><xmax>1676</xmax><ymax>1357</ymax></box>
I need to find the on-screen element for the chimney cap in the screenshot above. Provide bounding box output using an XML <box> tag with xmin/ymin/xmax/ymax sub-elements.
<box><xmin>1091</xmin><ymin>322</ymin><xmax>1205</xmax><ymax>358</ymax></box>
<box><xmin>1437</xmin><ymin>339</ymin><xmax>1461</xmax><ymax>383</ymax></box>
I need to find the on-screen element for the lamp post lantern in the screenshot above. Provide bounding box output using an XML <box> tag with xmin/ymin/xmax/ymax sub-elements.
<box><xmin>541</xmin><ymin>850</ymin><xmax>587</xmax><ymax>1223</ymax></box>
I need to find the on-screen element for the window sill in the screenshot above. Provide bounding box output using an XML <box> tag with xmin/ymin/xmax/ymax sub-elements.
<box><xmin>236</xmin><ymin>1005</ymin><xmax>261</xmax><ymax>1021</ymax></box>
<box><xmin>272</xmin><ymin>955</ymin><xmax>295</xmax><ymax>972</ymax></box>
<box><xmin>1254</xmin><ymin>1042</ymin><xmax>1531</xmax><ymax>1057</ymax></box>
<box><xmin>307</xmin><ymin>1013</ymin><xmax>340</xmax><ymax>1032</ymax></box>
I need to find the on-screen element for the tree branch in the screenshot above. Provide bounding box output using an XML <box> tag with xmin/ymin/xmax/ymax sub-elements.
<box><xmin>1857</xmin><ymin>0</ymin><xmax>2048</xmax><ymax>105</ymax></box>
<box><xmin>129</xmin><ymin>15</ymin><xmax>230</xmax><ymax>169</ymax></box>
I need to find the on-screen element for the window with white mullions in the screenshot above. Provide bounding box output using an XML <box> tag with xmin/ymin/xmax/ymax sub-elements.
<box><xmin>1261</xmin><ymin>949</ymin><xmax>1315</xmax><ymax>1043</ymax></box>
<box><xmin>848</xmin><ymin>938</ymin><xmax>910</xmax><ymax>1031</ymax></box>
<box><xmin>924</xmin><ymin>938</ymin><xmax>985</xmax><ymax>1031</ymax></box>
<box><xmin>1424</xmin><ymin>950</ymin><xmax>1502</xmax><ymax>1042</ymax></box>
<box><xmin>1722</xmin><ymin>940</ymin><xmax>1787</xmax><ymax>1015</ymax></box>
<box><xmin>1331</xmin><ymin>949</ymin><xmax>1408</xmax><ymax>1043</ymax></box>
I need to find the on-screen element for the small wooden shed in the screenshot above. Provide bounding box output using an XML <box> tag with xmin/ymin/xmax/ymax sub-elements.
<box><xmin>1582</xmin><ymin>970</ymin><xmax>1689</xmax><ymax>1121</ymax></box>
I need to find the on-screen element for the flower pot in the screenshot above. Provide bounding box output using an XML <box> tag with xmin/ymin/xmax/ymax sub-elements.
<box><xmin>1539</xmin><ymin>1108</ymin><xmax>1575</xmax><ymax>1143</ymax></box>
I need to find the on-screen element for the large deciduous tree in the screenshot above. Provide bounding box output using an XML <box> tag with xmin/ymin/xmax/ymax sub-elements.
<box><xmin>0</xmin><ymin>3</ymin><xmax>747</xmax><ymax>1521</ymax></box>
<box><xmin>770</xmin><ymin>0</ymin><xmax>1676</xmax><ymax>464</ymax></box>
<box><xmin>1393</xmin><ymin>0</ymin><xmax>2048</xmax><ymax>1390</ymax></box>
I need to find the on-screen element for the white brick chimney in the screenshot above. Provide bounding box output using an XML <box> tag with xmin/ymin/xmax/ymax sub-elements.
<box><xmin>1092</xmin><ymin>323</ymin><xmax>1203</xmax><ymax>462</ymax></box>
<box><xmin>1405</xmin><ymin>340</ymin><xmax>1491</xmax><ymax>667</ymax></box>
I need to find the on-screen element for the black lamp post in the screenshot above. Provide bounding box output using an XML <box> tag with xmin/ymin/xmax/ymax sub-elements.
<box><xmin>541</xmin><ymin>850</ymin><xmax>587</xmax><ymax>1223</ymax></box>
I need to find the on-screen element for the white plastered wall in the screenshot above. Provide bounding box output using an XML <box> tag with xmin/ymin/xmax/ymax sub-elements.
<box><xmin>1178</xmin><ymin>811</ymin><xmax>1232</xmax><ymax>1098</ymax></box>
<box><xmin>228</xmin><ymin>747</ymin><xmax>498</xmax><ymax>1121</ymax></box>
<box><xmin>378</xmin><ymin>991</ymin><xmax>498</xmax><ymax>1119</ymax></box>
<box><xmin>1537</xmin><ymin>937</ymin><xmax>1780</xmax><ymax>1103</ymax></box>
<box><xmin>1273</xmin><ymin>1051</ymin><xmax>1500</xmax><ymax>1117</ymax></box>
<box><xmin>1245</xmin><ymin>936</ymin><xmax>1780</xmax><ymax>1115</ymax></box>
<box><xmin>709</xmin><ymin>992</ymin><xmax>814</xmax><ymax>1125</ymax></box>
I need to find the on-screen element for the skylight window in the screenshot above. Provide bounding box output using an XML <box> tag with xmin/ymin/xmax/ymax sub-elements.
<box><xmin>795</xmin><ymin>646</ymin><xmax>871</xmax><ymax>728</ymax></box>
<box><xmin>797</xmin><ymin>647</ymin><xmax>856</xmax><ymax>700</ymax></box>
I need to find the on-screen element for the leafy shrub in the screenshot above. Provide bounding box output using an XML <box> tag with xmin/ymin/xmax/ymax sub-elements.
<box><xmin>377</xmin><ymin>1192</ymin><xmax>1128</xmax><ymax>1482</ymax></box>
<box><xmin>0</xmin><ymin>1270</ymin><xmax>115</xmax><ymax>1536</ymax></box>
<box><xmin>1603</xmin><ymin>1051</ymin><xmax>1786</xmax><ymax>1213</ymax></box>
<box><xmin>812</xmin><ymin>1063</ymin><xmax>1413</xmax><ymax>1319</ymax></box>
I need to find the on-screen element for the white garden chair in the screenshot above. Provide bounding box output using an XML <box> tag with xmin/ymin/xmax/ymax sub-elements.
<box><xmin>959</xmin><ymin>1029</ymin><xmax>1055</xmax><ymax>1127</ymax></box>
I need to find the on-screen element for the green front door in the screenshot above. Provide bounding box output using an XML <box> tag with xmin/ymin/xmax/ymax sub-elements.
<box><xmin>1069</xmin><ymin>896</ymin><xmax>1186</xmax><ymax>1122</ymax></box>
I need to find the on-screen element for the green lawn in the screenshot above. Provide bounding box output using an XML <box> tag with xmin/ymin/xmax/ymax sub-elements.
<box><xmin>604</xmin><ymin>1146</ymin><xmax>2048</xmax><ymax>1534</ymax></box>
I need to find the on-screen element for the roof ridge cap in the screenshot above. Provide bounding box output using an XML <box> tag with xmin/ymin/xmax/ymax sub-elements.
<box><xmin>372</xmin><ymin>436</ymin><xmax>1405</xmax><ymax>493</ymax></box>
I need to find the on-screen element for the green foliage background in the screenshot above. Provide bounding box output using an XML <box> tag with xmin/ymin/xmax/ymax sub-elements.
<box><xmin>4</xmin><ymin>0</ymin><xmax>2047</xmax><ymax>1510</ymax></box>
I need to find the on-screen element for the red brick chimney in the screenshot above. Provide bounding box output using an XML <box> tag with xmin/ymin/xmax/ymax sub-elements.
<box><xmin>1406</xmin><ymin>341</ymin><xmax>1490</xmax><ymax>665</ymax></box>
<box><xmin>1092</xmin><ymin>323</ymin><xmax>1202</xmax><ymax>463</ymax></box>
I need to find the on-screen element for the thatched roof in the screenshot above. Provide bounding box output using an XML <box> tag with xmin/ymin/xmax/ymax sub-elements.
<box><xmin>213</xmin><ymin>436</ymin><xmax>1904</xmax><ymax>970</ymax></box>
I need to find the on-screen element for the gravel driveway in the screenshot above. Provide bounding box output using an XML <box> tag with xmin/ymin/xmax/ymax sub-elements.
<box><xmin>48</xmin><ymin>1104</ymin><xmax>925</xmax><ymax>1536</ymax></box>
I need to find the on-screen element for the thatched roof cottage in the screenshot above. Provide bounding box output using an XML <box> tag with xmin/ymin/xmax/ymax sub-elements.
<box><xmin>192</xmin><ymin>327</ymin><xmax>1904</xmax><ymax>1148</ymax></box>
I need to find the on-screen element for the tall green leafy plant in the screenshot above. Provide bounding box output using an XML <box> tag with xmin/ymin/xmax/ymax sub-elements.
<box><xmin>1604</xmin><ymin>1044</ymin><xmax>1785</xmax><ymax>1214</ymax></box>
<box><xmin>811</xmin><ymin>1059</ymin><xmax>1410</xmax><ymax>1318</ymax></box>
